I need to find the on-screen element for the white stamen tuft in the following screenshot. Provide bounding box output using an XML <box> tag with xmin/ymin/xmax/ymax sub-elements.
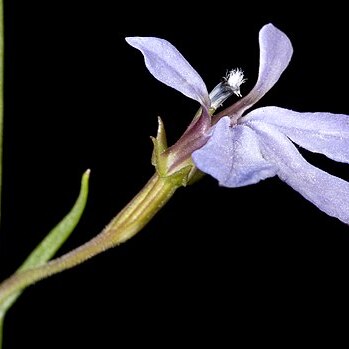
<box><xmin>224</xmin><ymin>68</ymin><xmax>246</xmax><ymax>97</ymax></box>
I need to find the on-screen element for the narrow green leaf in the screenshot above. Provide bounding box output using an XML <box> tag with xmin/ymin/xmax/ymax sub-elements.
<box><xmin>0</xmin><ymin>169</ymin><xmax>90</xmax><ymax>313</ymax></box>
<box><xmin>18</xmin><ymin>170</ymin><xmax>90</xmax><ymax>270</ymax></box>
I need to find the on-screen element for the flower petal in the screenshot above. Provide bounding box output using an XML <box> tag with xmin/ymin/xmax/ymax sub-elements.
<box><xmin>244</xmin><ymin>106</ymin><xmax>349</xmax><ymax>163</ymax></box>
<box><xmin>126</xmin><ymin>37</ymin><xmax>210</xmax><ymax>107</ymax></box>
<box><xmin>252</xmin><ymin>121</ymin><xmax>349</xmax><ymax>223</ymax></box>
<box><xmin>192</xmin><ymin>117</ymin><xmax>277</xmax><ymax>187</ymax></box>
<box><xmin>220</xmin><ymin>23</ymin><xmax>293</xmax><ymax>119</ymax></box>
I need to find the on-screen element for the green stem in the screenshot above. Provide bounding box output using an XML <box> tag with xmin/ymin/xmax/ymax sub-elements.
<box><xmin>0</xmin><ymin>0</ymin><xmax>4</xmax><ymax>222</ymax></box>
<box><xmin>0</xmin><ymin>173</ymin><xmax>180</xmax><ymax>304</ymax></box>
<box><xmin>0</xmin><ymin>0</ymin><xmax>4</xmax><ymax>345</ymax></box>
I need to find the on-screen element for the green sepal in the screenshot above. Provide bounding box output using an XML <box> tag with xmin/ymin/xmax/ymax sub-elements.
<box><xmin>151</xmin><ymin>116</ymin><xmax>168</xmax><ymax>176</ymax></box>
<box><xmin>166</xmin><ymin>163</ymin><xmax>194</xmax><ymax>187</ymax></box>
<box><xmin>150</xmin><ymin>116</ymin><xmax>202</xmax><ymax>187</ymax></box>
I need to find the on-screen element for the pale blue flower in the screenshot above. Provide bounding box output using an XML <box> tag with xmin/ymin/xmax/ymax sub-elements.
<box><xmin>126</xmin><ymin>24</ymin><xmax>349</xmax><ymax>224</ymax></box>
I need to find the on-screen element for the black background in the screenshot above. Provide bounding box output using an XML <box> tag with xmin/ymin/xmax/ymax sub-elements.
<box><xmin>1</xmin><ymin>1</ymin><xmax>349</xmax><ymax>347</ymax></box>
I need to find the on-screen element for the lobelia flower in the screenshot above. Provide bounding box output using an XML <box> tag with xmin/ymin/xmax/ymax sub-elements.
<box><xmin>126</xmin><ymin>24</ymin><xmax>349</xmax><ymax>224</ymax></box>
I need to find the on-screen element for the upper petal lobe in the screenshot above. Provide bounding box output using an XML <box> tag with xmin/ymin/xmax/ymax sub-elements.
<box><xmin>126</xmin><ymin>37</ymin><xmax>210</xmax><ymax>107</ymax></box>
